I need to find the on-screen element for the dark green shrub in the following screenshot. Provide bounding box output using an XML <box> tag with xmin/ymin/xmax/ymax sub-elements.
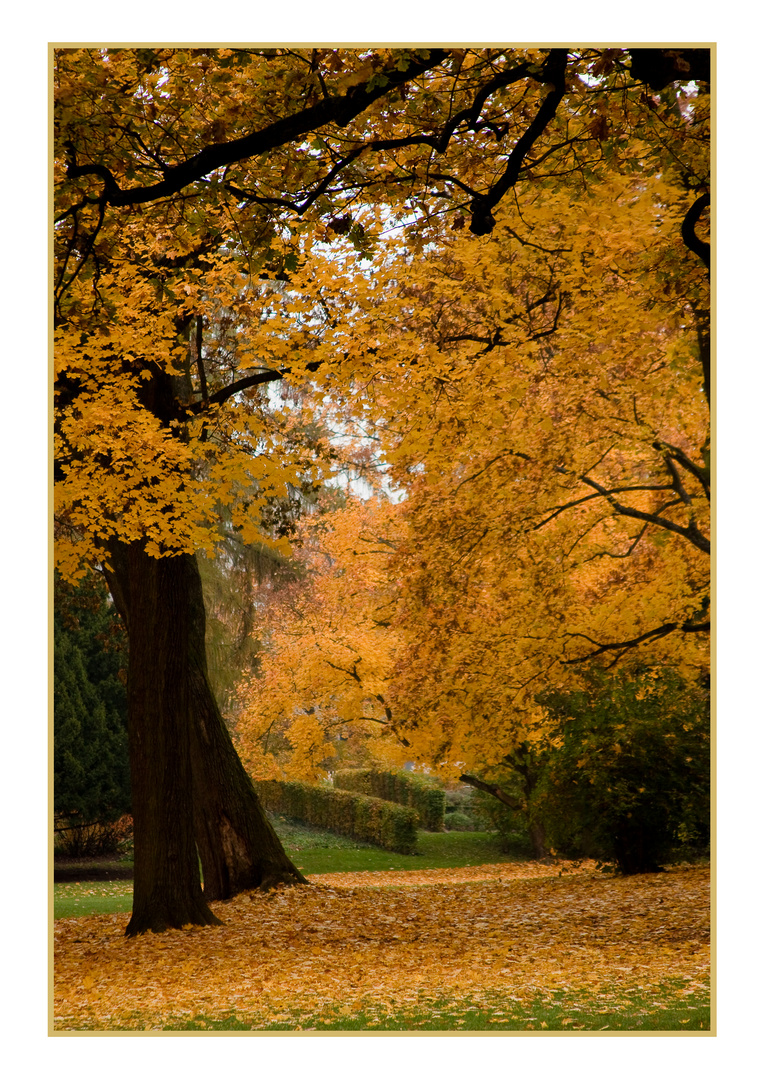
<box><xmin>54</xmin><ymin>572</ymin><xmax>131</xmax><ymax>846</ymax></box>
<box><xmin>333</xmin><ymin>769</ymin><xmax>446</xmax><ymax>830</ymax></box>
<box><xmin>467</xmin><ymin>782</ymin><xmax>535</xmax><ymax>853</ymax></box>
<box><xmin>534</xmin><ymin>668</ymin><xmax>710</xmax><ymax>874</ymax></box>
<box><xmin>444</xmin><ymin>811</ymin><xmax>476</xmax><ymax>832</ymax></box>
<box><xmin>254</xmin><ymin>779</ymin><xmax>419</xmax><ymax>853</ymax></box>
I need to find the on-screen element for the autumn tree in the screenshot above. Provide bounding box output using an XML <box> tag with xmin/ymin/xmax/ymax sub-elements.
<box><xmin>237</xmin><ymin>71</ymin><xmax>709</xmax><ymax>835</ymax></box>
<box><xmin>238</xmin><ymin>497</ymin><xmax>409</xmax><ymax>781</ymax></box>
<box><xmin>54</xmin><ymin>47</ymin><xmax>709</xmax><ymax>932</ymax></box>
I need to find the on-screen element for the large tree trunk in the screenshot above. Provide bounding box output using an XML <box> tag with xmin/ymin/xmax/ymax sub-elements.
<box><xmin>183</xmin><ymin>552</ymin><xmax>308</xmax><ymax>899</ymax></box>
<box><xmin>108</xmin><ymin>543</ymin><xmax>221</xmax><ymax>935</ymax></box>
<box><xmin>104</xmin><ymin>541</ymin><xmax>307</xmax><ymax>930</ymax></box>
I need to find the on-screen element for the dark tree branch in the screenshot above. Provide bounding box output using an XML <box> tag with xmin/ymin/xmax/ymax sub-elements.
<box><xmin>186</xmin><ymin>358</ymin><xmax>324</xmax><ymax>414</ymax></box>
<box><xmin>579</xmin><ymin>475</ymin><xmax>710</xmax><ymax>553</ymax></box>
<box><xmin>534</xmin><ymin>484</ymin><xmax>676</xmax><ymax>530</ymax></box>
<box><xmin>561</xmin><ymin>616</ymin><xmax>710</xmax><ymax>665</ymax></box>
<box><xmin>663</xmin><ymin>453</ymin><xmax>693</xmax><ymax>505</ymax></box>
<box><xmin>54</xmin><ymin>198</ymin><xmax>106</xmax><ymax>305</ymax></box>
<box><xmin>65</xmin><ymin>52</ymin><xmax>450</xmax><ymax>207</ymax></box>
<box><xmin>452</xmin><ymin>450</ymin><xmax>531</xmax><ymax>494</ymax></box>
<box><xmin>628</xmin><ymin>48</ymin><xmax>710</xmax><ymax>91</ymax></box>
<box><xmin>469</xmin><ymin>49</ymin><xmax>568</xmax><ymax>235</ymax></box>
<box><xmin>681</xmin><ymin>192</ymin><xmax>710</xmax><ymax>271</ymax></box>
<box><xmin>459</xmin><ymin>773</ymin><xmax>522</xmax><ymax>810</ymax></box>
<box><xmin>652</xmin><ymin>440</ymin><xmax>710</xmax><ymax>501</ymax></box>
<box><xmin>323</xmin><ymin>659</ymin><xmax>362</xmax><ymax>684</ymax></box>
<box><xmin>194</xmin><ymin>317</ymin><xmax>208</xmax><ymax>406</ymax></box>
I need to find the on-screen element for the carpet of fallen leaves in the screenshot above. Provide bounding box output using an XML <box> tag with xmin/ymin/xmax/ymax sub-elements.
<box><xmin>53</xmin><ymin>861</ymin><xmax>710</xmax><ymax>1031</ymax></box>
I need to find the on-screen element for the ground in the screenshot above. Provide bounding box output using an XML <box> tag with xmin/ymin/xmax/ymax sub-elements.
<box><xmin>53</xmin><ymin>860</ymin><xmax>710</xmax><ymax>1031</ymax></box>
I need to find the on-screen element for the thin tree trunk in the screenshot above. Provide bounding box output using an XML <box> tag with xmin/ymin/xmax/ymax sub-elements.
<box><xmin>460</xmin><ymin>772</ymin><xmax>549</xmax><ymax>860</ymax></box>
<box><xmin>528</xmin><ymin>819</ymin><xmax>548</xmax><ymax>861</ymax></box>
<box><xmin>106</xmin><ymin>542</ymin><xmax>221</xmax><ymax>935</ymax></box>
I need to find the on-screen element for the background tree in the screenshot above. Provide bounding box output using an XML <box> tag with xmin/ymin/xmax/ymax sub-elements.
<box><xmin>54</xmin><ymin>572</ymin><xmax>131</xmax><ymax>852</ymax></box>
<box><xmin>238</xmin><ymin>497</ymin><xmax>409</xmax><ymax>781</ymax></box>
<box><xmin>533</xmin><ymin>667</ymin><xmax>710</xmax><ymax>873</ymax></box>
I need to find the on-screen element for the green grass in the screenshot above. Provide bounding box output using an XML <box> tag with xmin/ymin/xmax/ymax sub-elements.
<box><xmin>75</xmin><ymin>985</ymin><xmax>711</xmax><ymax>1032</ymax></box>
<box><xmin>54</xmin><ymin>822</ymin><xmax>516</xmax><ymax>918</ymax></box>
<box><xmin>54</xmin><ymin>880</ymin><xmax>135</xmax><ymax>919</ymax></box>
<box><xmin>290</xmin><ymin>827</ymin><xmax>517</xmax><ymax>875</ymax></box>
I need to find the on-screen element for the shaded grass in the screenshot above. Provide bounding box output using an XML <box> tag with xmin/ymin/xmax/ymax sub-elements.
<box><xmin>290</xmin><ymin>829</ymin><xmax>517</xmax><ymax>876</ymax></box>
<box><xmin>54</xmin><ymin>825</ymin><xmax>515</xmax><ymax>918</ymax></box>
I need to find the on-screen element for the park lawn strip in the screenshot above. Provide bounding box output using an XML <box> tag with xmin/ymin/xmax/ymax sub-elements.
<box><xmin>54</xmin><ymin>829</ymin><xmax>528</xmax><ymax>919</ymax></box>
<box><xmin>290</xmin><ymin>830</ymin><xmax>530</xmax><ymax>875</ymax></box>
<box><xmin>86</xmin><ymin>984</ymin><xmax>710</xmax><ymax>1031</ymax></box>
<box><xmin>53</xmin><ymin>864</ymin><xmax>710</xmax><ymax>1032</ymax></box>
<box><xmin>55</xmin><ymin>881</ymin><xmax>135</xmax><ymax>919</ymax></box>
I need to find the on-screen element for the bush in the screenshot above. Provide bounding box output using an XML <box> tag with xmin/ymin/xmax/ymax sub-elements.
<box><xmin>54</xmin><ymin>572</ymin><xmax>131</xmax><ymax>833</ymax></box>
<box><xmin>444</xmin><ymin>811</ymin><xmax>476</xmax><ymax>832</ymax></box>
<box><xmin>54</xmin><ymin>814</ymin><xmax>133</xmax><ymax>858</ymax></box>
<box><xmin>333</xmin><ymin>769</ymin><xmax>446</xmax><ymax>831</ymax></box>
<box><xmin>534</xmin><ymin>668</ymin><xmax>710</xmax><ymax>874</ymax></box>
<box><xmin>254</xmin><ymin>779</ymin><xmax>419</xmax><ymax>853</ymax></box>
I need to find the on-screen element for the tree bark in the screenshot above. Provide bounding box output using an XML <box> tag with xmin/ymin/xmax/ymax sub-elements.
<box><xmin>104</xmin><ymin>541</ymin><xmax>307</xmax><ymax>930</ymax></box>
<box><xmin>183</xmin><ymin>552</ymin><xmax>308</xmax><ymax>898</ymax></box>
<box><xmin>106</xmin><ymin>542</ymin><xmax>221</xmax><ymax>935</ymax></box>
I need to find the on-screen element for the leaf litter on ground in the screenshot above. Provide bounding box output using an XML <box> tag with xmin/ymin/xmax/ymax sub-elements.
<box><xmin>53</xmin><ymin>860</ymin><xmax>710</xmax><ymax>1031</ymax></box>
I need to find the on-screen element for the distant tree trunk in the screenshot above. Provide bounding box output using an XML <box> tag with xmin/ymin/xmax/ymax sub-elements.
<box><xmin>106</xmin><ymin>542</ymin><xmax>221</xmax><ymax>935</ymax></box>
<box><xmin>104</xmin><ymin>542</ymin><xmax>307</xmax><ymax>930</ymax></box>
<box><xmin>184</xmin><ymin>552</ymin><xmax>308</xmax><ymax>899</ymax></box>
<box><xmin>528</xmin><ymin>819</ymin><xmax>548</xmax><ymax>861</ymax></box>
<box><xmin>460</xmin><ymin>772</ymin><xmax>549</xmax><ymax>860</ymax></box>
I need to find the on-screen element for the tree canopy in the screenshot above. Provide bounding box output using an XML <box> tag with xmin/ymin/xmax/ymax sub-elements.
<box><xmin>55</xmin><ymin>47</ymin><xmax>709</xmax><ymax>584</ymax></box>
<box><xmin>234</xmin><ymin>74</ymin><xmax>710</xmax><ymax>785</ymax></box>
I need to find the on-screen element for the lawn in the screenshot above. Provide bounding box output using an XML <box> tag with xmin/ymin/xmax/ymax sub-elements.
<box><xmin>54</xmin><ymin>821</ymin><xmax>525</xmax><ymax>918</ymax></box>
<box><xmin>53</xmin><ymin>844</ymin><xmax>711</xmax><ymax>1033</ymax></box>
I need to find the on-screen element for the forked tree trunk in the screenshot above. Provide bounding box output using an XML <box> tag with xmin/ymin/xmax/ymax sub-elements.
<box><xmin>104</xmin><ymin>541</ymin><xmax>307</xmax><ymax>933</ymax></box>
<box><xmin>108</xmin><ymin>543</ymin><xmax>221</xmax><ymax>935</ymax></box>
<box><xmin>183</xmin><ymin>552</ymin><xmax>308</xmax><ymax>899</ymax></box>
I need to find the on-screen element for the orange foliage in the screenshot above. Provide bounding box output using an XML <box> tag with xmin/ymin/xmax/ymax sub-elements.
<box><xmin>237</xmin><ymin>164</ymin><xmax>709</xmax><ymax>782</ymax></box>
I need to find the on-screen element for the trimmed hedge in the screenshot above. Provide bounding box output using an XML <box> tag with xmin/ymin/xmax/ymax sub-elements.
<box><xmin>253</xmin><ymin>779</ymin><xmax>419</xmax><ymax>854</ymax></box>
<box><xmin>333</xmin><ymin>769</ymin><xmax>446</xmax><ymax>832</ymax></box>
